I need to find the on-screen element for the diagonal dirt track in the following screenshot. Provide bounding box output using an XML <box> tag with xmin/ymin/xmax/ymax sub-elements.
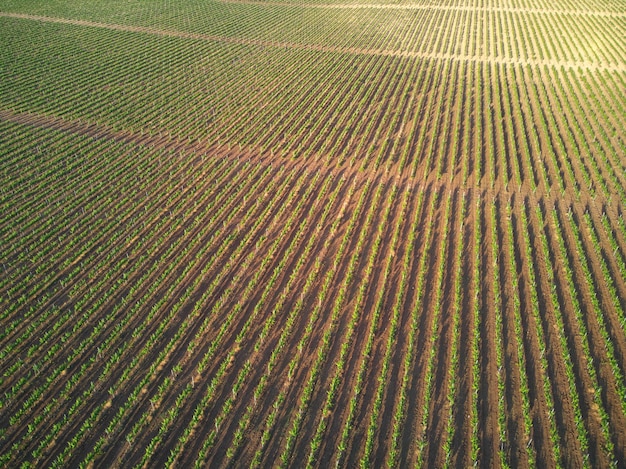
<box><xmin>0</xmin><ymin>106</ymin><xmax>612</xmax><ymax>220</ymax></box>
<box><xmin>218</xmin><ymin>0</ymin><xmax>626</xmax><ymax>18</ymax></box>
<box><xmin>1</xmin><ymin>12</ymin><xmax>625</xmax><ymax>73</ymax></box>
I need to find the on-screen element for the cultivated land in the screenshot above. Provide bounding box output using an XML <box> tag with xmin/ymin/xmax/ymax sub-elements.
<box><xmin>1</xmin><ymin>0</ymin><xmax>626</xmax><ymax>467</ymax></box>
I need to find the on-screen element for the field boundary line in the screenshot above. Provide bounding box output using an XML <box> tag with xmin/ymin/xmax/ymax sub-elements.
<box><xmin>217</xmin><ymin>0</ymin><xmax>626</xmax><ymax>18</ymax></box>
<box><xmin>0</xmin><ymin>107</ymin><xmax>364</xmax><ymax>181</ymax></box>
<box><xmin>1</xmin><ymin>12</ymin><xmax>624</xmax><ymax>72</ymax></box>
<box><xmin>0</xmin><ymin>108</ymin><xmax>608</xmax><ymax>216</ymax></box>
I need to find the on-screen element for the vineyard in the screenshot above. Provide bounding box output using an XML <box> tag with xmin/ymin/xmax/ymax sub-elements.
<box><xmin>1</xmin><ymin>0</ymin><xmax>626</xmax><ymax>467</ymax></box>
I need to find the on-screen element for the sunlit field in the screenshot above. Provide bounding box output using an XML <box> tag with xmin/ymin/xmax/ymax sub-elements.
<box><xmin>1</xmin><ymin>0</ymin><xmax>626</xmax><ymax>467</ymax></box>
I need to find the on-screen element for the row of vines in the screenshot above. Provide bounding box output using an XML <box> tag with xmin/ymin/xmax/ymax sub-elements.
<box><xmin>1</xmin><ymin>0</ymin><xmax>626</xmax><ymax>466</ymax></box>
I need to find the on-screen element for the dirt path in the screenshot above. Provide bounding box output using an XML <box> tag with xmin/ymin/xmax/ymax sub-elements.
<box><xmin>1</xmin><ymin>107</ymin><xmax>613</xmax><ymax>220</ymax></box>
<box><xmin>217</xmin><ymin>0</ymin><xmax>626</xmax><ymax>18</ymax></box>
<box><xmin>1</xmin><ymin>12</ymin><xmax>624</xmax><ymax>73</ymax></box>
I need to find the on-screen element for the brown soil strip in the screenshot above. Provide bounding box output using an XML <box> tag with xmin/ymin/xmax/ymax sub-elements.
<box><xmin>218</xmin><ymin>0</ymin><xmax>626</xmax><ymax>18</ymax></box>
<box><xmin>0</xmin><ymin>12</ymin><xmax>624</xmax><ymax>73</ymax></box>
<box><xmin>1</xmin><ymin>107</ymin><xmax>613</xmax><ymax>219</ymax></box>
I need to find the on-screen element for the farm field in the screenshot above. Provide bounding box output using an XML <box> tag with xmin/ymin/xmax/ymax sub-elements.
<box><xmin>1</xmin><ymin>0</ymin><xmax>626</xmax><ymax>467</ymax></box>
